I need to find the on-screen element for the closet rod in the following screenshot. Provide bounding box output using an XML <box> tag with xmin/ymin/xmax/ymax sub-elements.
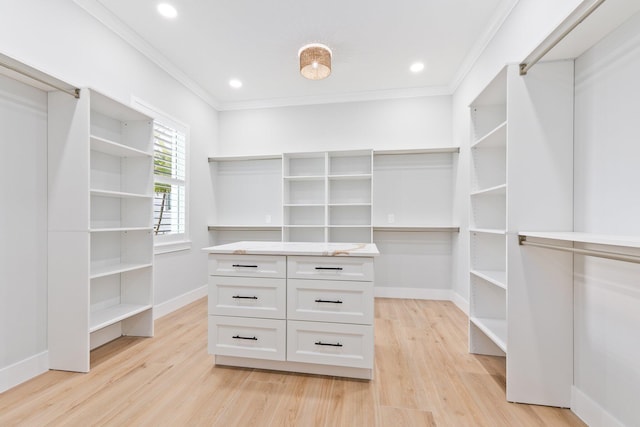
<box><xmin>0</xmin><ymin>53</ymin><xmax>80</xmax><ymax>98</ymax></box>
<box><xmin>518</xmin><ymin>235</ymin><xmax>640</xmax><ymax>264</ymax></box>
<box><xmin>519</xmin><ymin>0</ymin><xmax>606</xmax><ymax>75</ymax></box>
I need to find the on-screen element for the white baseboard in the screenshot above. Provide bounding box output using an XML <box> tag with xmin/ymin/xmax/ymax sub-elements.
<box><xmin>450</xmin><ymin>291</ymin><xmax>469</xmax><ymax>315</ymax></box>
<box><xmin>0</xmin><ymin>351</ymin><xmax>49</xmax><ymax>393</ymax></box>
<box><xmin>374</xmin><ymin>287</ymin><xmax>469</xmax><ymax>315</ymax></box>
<box><xmin>154</xmin><ymin>285</ymin><xmax>207</xmax><ymax>319</ymax></box>
<box><xmin>571</xmin><ymin>386</ymin><xmax>625</xmax><ymax>427</ymax></box>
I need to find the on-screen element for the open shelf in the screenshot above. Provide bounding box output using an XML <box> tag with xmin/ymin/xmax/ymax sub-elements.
<box><xmin>89</xmin><ymin>304</ymin><xmax>152</xmax><ymax>333</ymax></box>
<box><xmin>90</xmin><ymin>189</ymin><xmax>152</xmax><ymax>199</ymax></box>
<box><xmin>90</xmin><ymin>262</ymin><xmax>153</xmax><ymax>279</ymax></box>
<box><xmin>284</xmin><ymin>203</ymin><xmax>325</xmax><ymax>207</ymax></box>
<box><xmin>328</xmin><ymin>202</ymin><xmax>371</xmax><ymax>207</ymax></box>
<box><xmin>471</xmin><ymin>184</ymin><xmax>506</xmax><ymax>197</ymax></box>
<box><xmin>208</xmin><ymin>225</ymin><xmax>282</xmax><ymax>232</ymax></box>
<box><xmin>471</xmin><ymin>121</ymin><xmax>507</xmax><ymax>149</ymax></box>
<box><xmin>283</xmin><ymin>175</ymin><xmax>325</xmax><ymax>181</ymax></box>
<box><xmin>373</xmin><ymin>147</ymin><xmax>460</xmax><ymax>155</ymax></box>
<box><xmin>208</xmin><ymin>154</ymin><xmax>282</xmax><ymax>162</ymax></box>
<box><xmin>373</xmin><ymin>225</ymin><xmax>460</xmax><ymax>232</ymax></box>
<box><xmin>90</xmin><ymin>227</ymin><xmax>153</xmax><ymax>233</ymax></box>
<box><xmin>470</xmin><ymin>317</ymin><xmax>507</xmax><ymax>353</ymax></box>
<box><xmin>470</xmin><ymin>269</ymin><xmax>507</xmax><ymax>289</ymax></box>
<box><xmin>327</xmin><ymin>174</ymin><xmax>372</xmax><ymax>180</ymax></box>
<box><xmin>90</xmin><ymin>135</ymin><xmax>152</xmax><ymax>158</ymax></box>
<box><xmin>469</xmin><ymin>228</ymin><xmax>506</xmax><ymax>235</ymax></box>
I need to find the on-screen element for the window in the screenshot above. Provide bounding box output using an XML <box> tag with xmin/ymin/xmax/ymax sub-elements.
<box><xmin>132</xmin><ymin>97</ymin><xmax>190</xmax><ymax>253</ymax></box>
<box><xmin>154</xmin><ymin>120</ymin><xmax>186</xmax><ymax>239</ymax></box>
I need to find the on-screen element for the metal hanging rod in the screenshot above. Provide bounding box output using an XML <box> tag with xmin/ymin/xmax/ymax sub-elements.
<box><xmin>518</xmin><ymin>235</ymin><xmax>640</xmax><ymax>264</ymax></box>
<box><xmin>519</xmin><ymin>0</ymin><xmax>607</xmax><ymax>75</ymax></box>
<box><xmin>0</xmin><ymin>53</ymin><xmax>80</xmax><ymax>98</ymax></box>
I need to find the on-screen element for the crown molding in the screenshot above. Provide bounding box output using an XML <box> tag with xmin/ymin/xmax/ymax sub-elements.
<box><xmin>73</xmin><ymin>0</ymin><xmax>221</xmax><ymax>110</ymax></box>
<box><xmin>217</xmin><ymin>85</ymin><xmax>451</xmax><ymax>111</ymax></box>
<box><xmin>448</xmin><ymin>0</ymin><xmax>521</xmax><ymax>93</ymax></box>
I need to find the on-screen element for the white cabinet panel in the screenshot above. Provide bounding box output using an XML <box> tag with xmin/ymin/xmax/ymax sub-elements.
<box><xmin>208</xmin><ymin>254</ymin><xmax>286</xmax><ymax>278</ymax></box>
<box><xmin>286</xmin><ymin>320</ymin><xmax>373</xmax><ymax>368</ymax></box>
<box><xmin>208</xmin><ymin>316</ymin><xmax>286</xmax><ymax>361</ymax></box>
<box><xmin>208</xmin><ymin>276</ymin><xmax>286</xmax><ymax>319</ymax></box>
<box><xmin>287</xmin><ymin>256</ymin><xmax>373</xmax><ymax>282</ymax></box>
<box><xmin>287</xmin><ymin>279</ymin><xmax>373</xmax><ymax>324</ymax></box>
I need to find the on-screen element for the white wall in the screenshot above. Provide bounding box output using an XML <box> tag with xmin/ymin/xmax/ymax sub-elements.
<box><xmin>218</xmin><ymin>96</ymin><xmax>452</xmax><ymax>155</ymax></box>
<box><xmin>0</xmin><ymin>0</ymin><xmax>216</xmax><ymax>385</ymax></box>
<box><xmin>573</xmin><ymin>12</ymin><xmax>640</xmax><ymax>426</ymax></box>
<box><xmin>0</xmin><ymin>76</ymin><xmax>47</xmax><ymax>379</ymax></box>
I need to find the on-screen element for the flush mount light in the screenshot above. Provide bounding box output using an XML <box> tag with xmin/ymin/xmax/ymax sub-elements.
<box><xmin>410</xmin><ymin>62</ymin><xmax>425</xmax><ymax>73</ymax></box>
<box><xmin>157</xmin><ymin>3</ymin><xmax>178</xmax><ymax>19</ymax></box>
<box><xmin>229</xmin><ymin>79</ymin><xmax>243</xmax><ymax>89</ymax></box>
<box><xmin>298</xmin><ymin>43</ymin><xmax>332</xmax><ymax>80</ymax></box>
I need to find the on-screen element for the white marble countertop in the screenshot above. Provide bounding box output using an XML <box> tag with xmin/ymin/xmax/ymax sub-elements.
<box><xmin>203</xmin><ymin>241</ymin><xmax>379</xmax><ymax>257</ymax></box>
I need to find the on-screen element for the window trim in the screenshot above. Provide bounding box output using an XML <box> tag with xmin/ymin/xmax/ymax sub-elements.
<box><xmin>131</xmin><ymin>97</ymin><xmax>191</xmax><ymax>254</ymax></box>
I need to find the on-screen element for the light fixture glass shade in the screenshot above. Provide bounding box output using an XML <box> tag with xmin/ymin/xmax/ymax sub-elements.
<box><xmin>298</xmin><ymin>44</ymin><xmax>332</xmax><ymax>80</ymax></box>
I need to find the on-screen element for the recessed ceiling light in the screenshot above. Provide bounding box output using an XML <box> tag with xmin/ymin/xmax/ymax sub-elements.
<box><xmin>410</xmin><ymin>62</ymin><xmax>425</xmax><ymax>73</ymax></box>
<box><xmin>157</xmin><ymin>3</ymin><xmax>178</xmax><ymax>19</ymax></box>
<box><xmin>229</xmin><ymin>79</ymin><xmax>243</xmax><ymax>89</ymax></box>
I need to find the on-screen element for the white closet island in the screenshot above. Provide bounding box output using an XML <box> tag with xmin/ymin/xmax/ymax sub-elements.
<box><xmin>203</xmin><ymin>241</ymin><xmax>379</xmax><ymax>379</ymax></box>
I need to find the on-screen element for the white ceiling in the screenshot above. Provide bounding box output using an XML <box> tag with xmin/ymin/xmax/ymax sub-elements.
<box><xmin>76</xmin><ymin>0</ymin><xmax>519</xmax><ymax>110</ymax></box>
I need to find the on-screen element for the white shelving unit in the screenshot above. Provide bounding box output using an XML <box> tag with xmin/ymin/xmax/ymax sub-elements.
<box><xmin>208</xmin><ymin>156</ymin><xmax>283</xmax><ymax>245</ymax></box>
<box><xmin>468</xmin><ymin>62</ymin><xmax>574</xmax><ymax>407</ymax></box>
<box><xmin>282</xmin><ymin>150</ymin><xmax>373</xmax><ymax>243</ymax></box>
<box><xmin>48</xmin><ymin>88</ymin><xmax>154</xmax><ymax>372</ymax></box>
<box><xmin>469</xmin><ymin>66</ymin><xmax>508</xmax><ymax>356</ymax></box>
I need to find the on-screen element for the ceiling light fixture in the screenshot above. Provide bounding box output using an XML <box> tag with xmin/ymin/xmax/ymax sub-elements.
<box><xmin>298</xmin><ymin>43</ymin><xmax>332</xmax><ymax>80</ymax></box>
<box><xmin>229</xmin><ymin>79</ymin><xmax>242</xmax><ymax>89</ymax></box>
<box><xmin>410</xmin><ymin>62</ymin><xmax>425</xmax><ymax>73</ymax></box>
<box><xmin>157</xmin><ymin>3</ymin><xmax>178</xmax><ymax>19</ymax></box>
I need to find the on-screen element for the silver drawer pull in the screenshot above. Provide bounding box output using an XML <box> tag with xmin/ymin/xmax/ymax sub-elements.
<box><xmin>314</xmin><ymin>267</ymin><xmax>343</xmax><ymax>270</ymax></box>
<box><xmin>232</xmin><ymin>264</ymin><xmax>258</xmax><ymax>268</ymax></box>
<box><xmin>315</xmin><ymin>299</ymin><xmax>343</xmax><ymax>304</ymax></box>
<box><xmin>232</xmin><ymin>335</ymin><xmax>258</xmax><ymax>341</ymax></box>
<box><xmin>232</xmin><ymin>295</ymin><xmax>258</xmax><ymax>300</ymax></box>
<box><xmin>315</xmin><ymin>341</ymin><xmax>343</xmax><ymax>347</ymax></box>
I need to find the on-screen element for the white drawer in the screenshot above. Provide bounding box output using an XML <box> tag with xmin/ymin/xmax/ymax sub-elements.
<box><xmin>209</xmin><ymin>254</ymin><xmax>286</xmax><ymax>278</ymax></box>
<box><xmin>287</xmin><ymin>320</ymin><xmax>373</xmax><ymax>369</ymax></box>
<box><xmin>208</xmin><ymin>276</ymin><xmax>286</xmax><ymax>319</ymax></box>
<box><xmin>208</xmin><ymin>316</ymin><xmax>286</xmax><ymax>361</ymax></box>
<box><xmin>287</xmin><ymin>279</ymin><xmax>373</xmax><ymax>324</ymax></box>
<box><xmin>287</xmin><ymin>256</ymin><xmax>374</xmax><ymax>282</ymax></box>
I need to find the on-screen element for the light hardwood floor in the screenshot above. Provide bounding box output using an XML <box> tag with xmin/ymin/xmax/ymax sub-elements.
<box><xmin>0</xmin><ymin>298</ymin><xmax>585</xmax><ymax>426</ymax></box>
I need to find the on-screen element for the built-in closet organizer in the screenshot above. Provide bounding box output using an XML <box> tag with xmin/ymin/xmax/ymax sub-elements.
<box><xmin>208</xmin><ymin>148</ymin><xmax>459</xmax><ymax>293</ymax></box>
<box><xmin>48</xmin><ymin>89</ymin><xmax>154</xmax><ymax>372</ymax></box>
<box><xmin>468</xmin><ymin>62</ymin><xmax>573</xmax><ymax>406</ymax></box>
<box><xmin>205</xmin><ymin>241</ymin><xmax>378</xmax><ymax>379</ymax></box>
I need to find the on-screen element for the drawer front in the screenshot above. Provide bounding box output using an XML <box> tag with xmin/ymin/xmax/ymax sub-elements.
<box><xmin>287</xmin><ymin>279</ymin><xmax>373</xmax><ymax>324</ymax></box>
<box><xmin>287</xmin><ymin>256</ymin><xmax>374</xmax><ymax>282</ymax></box>
<box><xmin>208</xmin><ymin>276</ymin><xmax>286</xmax><ymax>319</ymax></box>
<box><xmin>209</xmin><ymin>254</ymin><xmax>286</xmax><ymax>278</ymax></box>
<box><xmin>287</xmin><ymin>320</ymin><xmax>373</xmax><ymax>368</ymax></box>
<box><xmin>208</xmin><ymin>316</ymin><xmax>286</xmax><ymax>361</ymax></box>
